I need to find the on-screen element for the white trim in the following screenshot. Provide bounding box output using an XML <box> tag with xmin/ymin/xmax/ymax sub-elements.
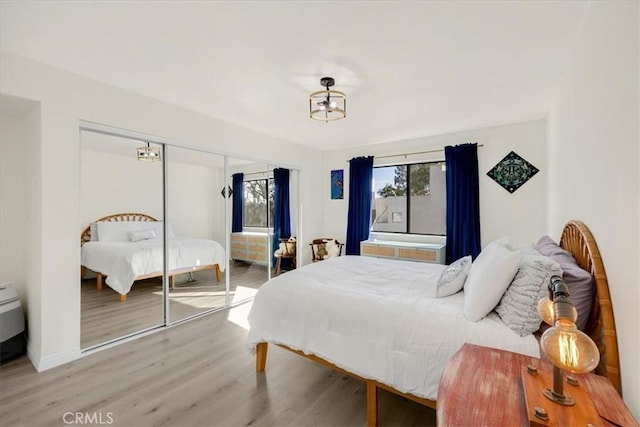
<box><xmin>27</xmin><ymin>339</ymin><xmax>82</xmax><ymax>372</ymax></box>
<box><xmin>78</xmin><ymin>120</ymin><xmax>301</xmax><ymax>171</ymax></box>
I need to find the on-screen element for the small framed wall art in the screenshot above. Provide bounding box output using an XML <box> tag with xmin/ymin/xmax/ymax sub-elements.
<box><xmin>331</xmin><ymin>169</ymin><xmax>344</xmax><ymax>199</ymax></box>
<box><xmin>487</xmin><ymin>151</ymin><xmax>539</xmax><ymax>193</ymax></box>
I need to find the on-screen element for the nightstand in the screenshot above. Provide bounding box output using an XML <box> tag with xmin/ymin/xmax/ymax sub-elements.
<box><xmin>437</xmin><ymin>343</ymin><xmax>638</xmax><ymax>427</ymax></box>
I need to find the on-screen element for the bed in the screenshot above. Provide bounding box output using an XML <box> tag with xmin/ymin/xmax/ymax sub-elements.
<box><xmin>81</xmin><ymin>213</ymin><xmax>226</xmax><ymax>302</ymax></box>
<box><xmin>246</xmin><ymin>220</ymin><xmax>620</xmax><ymax>426</ymax></box>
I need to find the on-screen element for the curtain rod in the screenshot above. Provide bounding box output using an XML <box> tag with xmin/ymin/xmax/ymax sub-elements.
<box><xmin>243</xmin><ymin>170</ymin><xmax>272</xmax><ymax>177</ymax></box>
<box><xmin>374</xmin><ymin>144</ymin><xmax>484</xmax><ymax>160</ymax></box>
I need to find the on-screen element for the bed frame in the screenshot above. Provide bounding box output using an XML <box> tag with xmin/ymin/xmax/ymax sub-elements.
<box><xmin>254</xmin><ymin>220</ymin><xmax>621</xmax><ymax>426</ymax></box>
<box><xmin>80</xmin><ymin>212</ymin><xmax>223</xmax><ymax>302</ymax></box>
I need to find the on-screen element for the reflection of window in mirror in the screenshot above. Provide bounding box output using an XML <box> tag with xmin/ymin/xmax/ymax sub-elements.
<box><xmin>228</xmin><ymin>161</ymin><xmax>272</xmax><ymax>305</ymax></box>
<box><xmin>243</xmin><ymin>178</ymin><xmax>274</xmax><ymax>228</ymax></box>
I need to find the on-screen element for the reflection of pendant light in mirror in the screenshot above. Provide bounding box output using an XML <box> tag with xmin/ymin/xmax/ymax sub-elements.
<box><xmin>137</xmin><ymin>142</ymin><xmax>161</xmax><ymax>162</ymax></box>
<box><xmin>309</xmin><ymin>77</ymin><xmax>346</xmax><ymax>123</ymax></box>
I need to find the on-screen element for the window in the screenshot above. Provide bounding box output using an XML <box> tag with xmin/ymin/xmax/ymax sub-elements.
<box><xmin>243</xmin><ymin>178</ymin><xmax>274</xmax><ymax>228</ymax></box>
<box><xmin>371</xmin><ymin>161</ymin><xmax>446</xmax><ymax>235</ymax></box>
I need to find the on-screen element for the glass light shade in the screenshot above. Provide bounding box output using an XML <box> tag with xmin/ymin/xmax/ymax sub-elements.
<box><xmin>309</xmin><ymin>89</ymin><xmax>346</xmax><ymax>122</ymax></box>
<box><xmin>540</xmin><ymin>320</ymin><xmax>600</xmax><ymax>374</ymax></box>
<box><xmin>538</xmin><ymin>296</ymin><xmax>578</xmax><ymax>326</ymax></box>
<box><xmin>137</xmin><ymin>144</ymin><xmax>161</xmax><ymax>161</ymax></box>
<box><xmin>537</xmin><ymin>297</ymin><xmax>555</xmax><ymax>326</ymax></box>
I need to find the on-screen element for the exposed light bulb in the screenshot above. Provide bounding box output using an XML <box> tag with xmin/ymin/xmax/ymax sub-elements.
<box><xmin>537</xmin><ymin>297</ymin><xmax>555</xmax><ymax>326</ymax></box>
<box><xmin>540</xmin><ymin>320</ymin><xmax>600</xmax><ymax>373</ymax></box>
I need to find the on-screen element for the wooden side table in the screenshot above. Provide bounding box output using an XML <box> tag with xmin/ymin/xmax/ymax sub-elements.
<box><xmin>437</xmin><ymin>343</ymin><xmax>638</xmax><ymax>427</ymax></box>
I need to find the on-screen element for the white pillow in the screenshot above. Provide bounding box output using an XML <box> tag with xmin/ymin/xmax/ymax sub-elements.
<box><xmin>96</xmin><ymin>221</ymin><xmax>142</xmax><ymax>242</ymax></box>
<box><xmin>463</xmin><ymin>240</ymin><xmax>520</xmax><ymax>321</ymax></box>
<box><xmin>150</xmin><ymin>222</ymin><xmax>176</xmax><ymax>239</ymax></box>
<box><xmin>128</xmin><ymin>228</ymin><xmax>158</xmax><ymax>242</ymax></box>
<box><xmin>89</xmin><ymin>223</ymin><xmax>99</xmax><ymax>241</ymax></box>
<box><xmin>96</xmin><ymin>220</ymin><xmax>174</xmax><ymax>242</ymax></box>
<box><xmin>436</xmin><ymin>255</ymin><xmax>472</xmax><ymax>297</ymax></box>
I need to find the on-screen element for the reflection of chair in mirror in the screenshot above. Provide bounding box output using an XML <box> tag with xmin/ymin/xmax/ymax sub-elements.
<box><xmin>309</xmin><ymin>238</ymin><xmax>344</xmax><ymax>262</ymax></box>
<box><xmin>274</xmin><ymin>238</ymin><xmax>297</xmax><ymax>276</ymax></box>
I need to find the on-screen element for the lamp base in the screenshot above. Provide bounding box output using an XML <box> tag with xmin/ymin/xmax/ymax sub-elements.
<box><xmin>521</xmin><ymin>367</ymin><xmax>600</xmax><ymax>426</ymax></box>
<box><xmin>542</xmin><ymin>388</ymin><xmax>575</xmax><ymax>406</ymax></box>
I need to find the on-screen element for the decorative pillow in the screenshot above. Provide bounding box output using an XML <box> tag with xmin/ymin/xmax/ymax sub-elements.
<box><xmin>128</xmin><ymin>228</ymin><xmax>158</xmax><ymax>242</ymax></box>
<box><xmin>97</xmin><ymin>221</ymin><xmax>143</xmax><ymax>242</ymax></box>
<box><xmin>436</xmin><ymin>255</ymin><xmax>472</xmax><ymax>298</ymax></box>
<box><xmin>151</xmin><ymin>222</ymin><xmax>176</xmax><ymax>239</ymax></box>
<box><xmin>463</xmin><ymin>239</ymin><xmax>520</xmax><ymax>321</ymax></box>
<box><xmin>89</xmin><ymin>223</ymin><xmax>99</xmax><ymax>241</ymax></box>
<box><xmin>316</xmin><ymin>242</ymin><xmax>328</xmax><ymax>258</ymax></box>
<box><xmin>534</xmin><ymin>236</ymin><xmax>595</xmax><ymax>331</ymax></box>
<box><xmin>96</xmin><ymin>220</ymin><xmax>174</xmax><ymax>242</ymax></box>
<box><xmin>495</xmin><ymin>248</ymin><xmax>562</xmax><ymax>336</ymax></box>
<box><xmin>325</xmin><ymin>239</ymin><xmax>340</xmax><ymax>259</ymax></box>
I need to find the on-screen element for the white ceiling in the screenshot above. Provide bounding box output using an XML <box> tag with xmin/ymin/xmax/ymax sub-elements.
<box><xmin>0</xmin><ymin>1</ymin><xmax>588</xmax><ymax>151</ymax></box>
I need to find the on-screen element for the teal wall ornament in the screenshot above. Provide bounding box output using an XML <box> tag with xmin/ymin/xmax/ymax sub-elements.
<box><xmin>486</xmin><ymin>151</ymin><xmax>539</xmax><ymax>193</ymax></box>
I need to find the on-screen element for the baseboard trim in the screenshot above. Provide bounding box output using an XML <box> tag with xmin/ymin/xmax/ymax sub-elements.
<box><xmin>27</xmin><ymin>339</ymin><xmax>82</xmax><ymax>372</ymax></box>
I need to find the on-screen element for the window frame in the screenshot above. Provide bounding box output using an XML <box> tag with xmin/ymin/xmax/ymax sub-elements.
<box><xmin>242</xmin><ymin>177</ymin><xmax>274</xmax><ymax>229</ymax></box>
<box><xmin>371</xmin><ymin>160</ymin><xmax>446</xmax><ymax>236</ymax></box>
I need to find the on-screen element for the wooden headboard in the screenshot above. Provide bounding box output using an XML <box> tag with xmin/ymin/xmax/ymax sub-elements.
<box><xmin>81</xmin><ymin>212</ymin><xmax>158</xmax><ymax>245</ymax></box>
<box><xmin>559</xmin><ymin>220</ymin><xmax>621</xmax><ymax>395</ymax></box>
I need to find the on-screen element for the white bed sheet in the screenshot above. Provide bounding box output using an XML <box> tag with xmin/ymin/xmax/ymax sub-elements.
<box><xmin>246</xmin><ymin>255</ymin><xmax>539</xmax><ymax>400</ymax></box>
<box><xmin>81</xmin><ymin>237</ymin><xmax>226</xmax><ymax>295</ymax></box>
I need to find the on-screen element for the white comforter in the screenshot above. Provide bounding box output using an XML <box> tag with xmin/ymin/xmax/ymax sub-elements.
<box><xmin>81</xmin><ymin>237</ymin><xmax>226</xmax><ymax>295</ymax></box>
<box><xmin>246</xmin><ymin>255</ymin><xmax>539</xmax><ymax>400</ymax></box>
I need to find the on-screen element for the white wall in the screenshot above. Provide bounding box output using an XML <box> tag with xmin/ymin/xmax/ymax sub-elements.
<box><xmin>322</xmin><ymin>119</ymin><xmax>548</xmax><ymax>248</ymax></box>
<box><xmin>80</xmin><ymin>149</ymin><xmax>163</xmax><ymax>228</ymax></box>
<box><xmin>0</xmin><ymin>50</ymin><xmax>323</xmax><ymax>370</ymax></box>
<box><xmin>548</xmin><ymin>1</ymin><xmax>639</xmax><ymax>418</ymax></box>
<box><xmin>167</xmin><ymin>160</ymin><xmax>222</xmax><ymax>241</ymax></box>
<box><xmin>0</xmin><ymin>96</ymin><xmax>42</xmax><ymax>355</ymax></box>
<box><xmin>80</xmin><ymin>145</ymin><xmax>224</xmax><ymax>242</ymax></box>
<box><xmin>1</xmin><ymin>105</ymin><xmax>27</xmax><ymax>289</ymax></box>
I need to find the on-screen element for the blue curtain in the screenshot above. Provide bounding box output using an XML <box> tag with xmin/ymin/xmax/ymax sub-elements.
<box><xmin>272</xmin><ymin>168</ymin><xmax>291</xmax><ymax>264</ymax></box>
<box><xmin>346</xmin><ymin>156</ymin><xmax>374</xmax><ymax>255</ymax></box>
<box><xmin>232</xmin><ymin>173</ymin><xmax>244</xmax><ymax>233</ymax></box>
<box><xmin>445</xmin><ymin>143</ymin><xmax>481</xmax><ymax>263</ymax></box>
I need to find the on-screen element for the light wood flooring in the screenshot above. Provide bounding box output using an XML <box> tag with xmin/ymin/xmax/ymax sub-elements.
<box><xmin>1</xmin><ymin>296</ymin><xmax>436</xmax><ymax>427</ymax></box>
<box><xmin>82</xmin><ymin>262</ymin><xmax>270</xmax><ymax>348</ymax></box>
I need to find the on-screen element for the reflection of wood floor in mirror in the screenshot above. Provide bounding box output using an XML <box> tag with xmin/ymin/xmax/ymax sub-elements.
<box><xmin>2</xmin><ymin>293</ymin><xmax>436</xmax><ymax>427</ymax></box>
<box><xmin>81</xmin><ymin>262</ymin><xmax>269</xmax><ymax>349</ymax></box>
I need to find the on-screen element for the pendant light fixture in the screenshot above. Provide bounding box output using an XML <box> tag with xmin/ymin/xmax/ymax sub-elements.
<box><xmin>137</xmin><ymin>142</ymin><xmax>161</xmax><ymax>162</ymax></box>
<box><xmin>309</xmin><ymin>77</ymin><xmax>346</xmax><ymax>122</ymax></box>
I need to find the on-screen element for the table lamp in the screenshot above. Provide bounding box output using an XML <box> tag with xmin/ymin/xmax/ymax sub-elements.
<box><xmin>521</xmin><ymin>275</ymin><xmax>602</xmax><ymax>426</ymax></box>
<box><xmin>536</xmin><ymin>275</ymin><xmax>600</xmax><ymax>405</ymax></box>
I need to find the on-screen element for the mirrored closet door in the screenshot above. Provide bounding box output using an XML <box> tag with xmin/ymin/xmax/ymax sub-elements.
<box><xmin>166</xmin><ymin>146</ymin><xmax>227</xmax><ymax>323</ymax></box>
<box><xmin>227</xmin><ymin>157</ymin><xmax>272</xmax><ymax>305</ymax></box>
<box><xmin>80</xmin><ymin>131</ymin><xmax>165</xmax><ymax>348</ymax></box>
<box><xmin>80</xmin><ymin>126</ymin><xmax>301</xmax><ymax>348</ymax></box>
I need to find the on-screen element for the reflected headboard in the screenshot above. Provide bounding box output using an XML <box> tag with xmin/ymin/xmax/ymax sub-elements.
<box><xmin>81</xmin><ymin>212</ymin><xmax>158</xmax><ymax>245</ymax></box>
<box><xmin>559</xmin><ymin>220</ymin><xmax>621</xmax><ymax>395</ymax></box>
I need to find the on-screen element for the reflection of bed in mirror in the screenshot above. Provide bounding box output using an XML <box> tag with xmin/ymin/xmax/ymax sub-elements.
<box><xmin>81</xmin><ymin>213</ymin><xmax>225</xmax><ymax>302</ymax></box>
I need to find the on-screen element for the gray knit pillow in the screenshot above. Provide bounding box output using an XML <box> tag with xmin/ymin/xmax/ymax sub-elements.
<box><xmin>496</xmin><ymin>248</ymin><xmax>562</xmax><ymax>336</ymax></box>
<box><xmin>436</xmin><ymin>255</ymin><xmax>472</xmax><ymax>298</ymax></box>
